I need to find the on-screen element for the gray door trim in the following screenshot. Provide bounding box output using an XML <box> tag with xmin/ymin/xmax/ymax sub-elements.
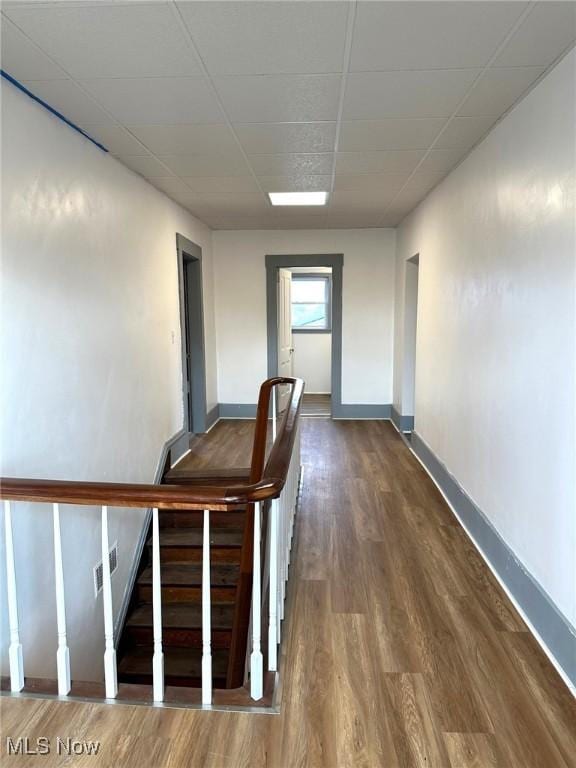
<box><xmin>176</xmin><ymin>233</ymin><xmax>208</xmax><ymax>434</ymax></box>
<box><xmin>265</xmin><ymin>254</ymin><xmax>343</xmax><ymax>417</ymax></box>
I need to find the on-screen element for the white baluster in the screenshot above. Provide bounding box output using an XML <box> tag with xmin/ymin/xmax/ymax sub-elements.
<box><xmin>152</xmin><ymin>507</ymin><xmax>164</xmax><ymax>702</ymax></box>
<box><xmin>268</xmin><ymin>499</ymin><xmax>279</xmax><ymax>671</ymax></box>
<box><xmin>52</xmin><ymin>504</ymin><xmax>71</xmax><ymax>695</ymax></box>
<box><xmin>202</xmin><ymin>509</ymin><xmax>212</xmax><ymax>705</ymax></box>
<box><xmin>3</xmin><ymin>501</ymin><xmax>24</xmax><ymax>692</ymax></box>
<box><xmin>272</xmin><ymin>387</ymin><xmax>277</xmax><ymax>441</ymax></box>
<box><xmin>250</xmin><ymin>501</ymin><xmax>263</xmax><ymax>699</ymax></box>
<box><xmin>101</xmin><ymin>506</ymin><xmax>117</xmax><ymax>698</ymax></box>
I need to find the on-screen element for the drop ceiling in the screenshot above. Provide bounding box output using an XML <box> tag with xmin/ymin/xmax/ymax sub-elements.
<box><xmin>1</xmin><ymin>1</ymin><xmax>575</xmax><ymax>229</ymax></box>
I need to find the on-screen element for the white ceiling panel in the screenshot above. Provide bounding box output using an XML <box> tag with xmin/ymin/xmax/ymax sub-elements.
<box><xmin>334</xmin><ymin>173</ymin><xmax>409</xmax><ymax>193</ymax></box>
<box><xmin>495</xmin><ymin>1</ymin><xmax>576</xmax><ymax>67</ymax></box>
<box><xmin>3</xmin><ymin>3</ymin><xmax>201</xmax><ymax>78</ymax></box>
<box><xmin>158</xmin><ymin>153</ymin><xmax>252</xmax><ymax>177</ymax></box>
<box><xmin>329</xmin><ymin>191</ymin><xmax>395</xmax><ymax>212</ymax></box>
<box><xmin>81</xmin><ymin>125</ymin><xmax>148</xmax><ymax>156</ymax></box>
<box><xmin>336</xmin><ymin>150</ymin><xmax>424</xmax><ymax>175</ymax></box>
<box><xmin>21</xmin><ymin>79</ymin><xmax>114</xmax><ymax>127</ymax></box>
<box><xmin>433</xmin><ymin>116</ymin><xmax>498</xmax><ymax>150</ymax></box>
<box><xmin>248</xmin><ymin>153</ymin><xmax>333</xmax><ymax>177</ymax></box>
<box><xmin>128</xmin><ymin>124</ymin><xmax>238</xmax><ymax>156</ymax></box>
<box><xmin>213</xmin><ymin>74</ymin><xmax>341</xmax><ymax>123</ymax></box>
<box><xmin>458</xmin><ymin>66</ymin><xmax>546</xmax><ymax>117</ymax></box>
<box><xmin>339</xmin><ymin>118</ymin><xmax>447</xmax><ymax>152</ymax></box>
<box><xmin>79</xmin><ymin>77</ymin><xmax>224</xmax><ymax>125</ymax></box>
<box><xmin>257</xmin><ymin>175</ymin><xmax>332</xmax><ymax>193</ymax></box>
<box><xmin>181</xmin><ymin>176</ymin><xmax>261</xmax><ymax>194</ymax></box>
<box><xmin>416</xmin><ymin>148</ymin><xmax>468</xmax><ymax>174</ymax></box>
<box><xmin>350</xmin><ymin>1</ymin><xmax>527</xmax><ymax>72</ymax></box>
<box><xmin>235</xmin><ymin>122</ymin><xmax>337</xmax><ymax>155</ymax></box>
<box><xmin>148</xmin><ymin>177</ymin><xmax>196</xmax><ymax>199</ymax></box>
<box><xmin>1</xmin><ymin>18</ymin><xmax>67</xmax><ymax>80</ymax></box>
<box><xmin>177</xmin><ymin>0</ymin><xmax>349</xmax><ymax>75</ymax></box>
<box><xmin>116</xmin><ymin>154</ymin><xmax>174</xmax><ymax>179</ymax></box>
<box><xmin>324</xmin><ymin>213</ymin><xmax>386</xmax><ymax>229</ymax></box>
<box><xmin>344</xmin><ymin>69</ymin><xmax>480</xmax><ymax>119</ymax></box>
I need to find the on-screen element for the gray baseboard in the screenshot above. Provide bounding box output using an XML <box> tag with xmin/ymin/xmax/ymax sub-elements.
<box><xmin>219</xmin><ymin>403</ymin><xmax>258</xmax><ymax>418</ymax></box>
<box><xmin>332</xmin><ymin>403</ymin><xmax>391</xmax><ymax>419</ymax></box>
<box><xmin>391</xmin><ymin>406</ymin><xmax>414</xmax><ymax>432</ymax></box>
<box><xmin>411</xmin><ymin>431</ymin><xmax>576</xmax><ymax>688</ymax></box>
<box><xmin>206</xmin><ymin>404</ymin><xmax>220</xmax><ymax>430</ymax></box>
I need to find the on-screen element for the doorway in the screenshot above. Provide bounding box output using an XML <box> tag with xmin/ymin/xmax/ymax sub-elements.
<box><xmin>402</xmin><ymin>254</ymin><xmax>419</xmax><ymax>432</ymax></box>
<box><xmin>176</xmin><ymin>233</ymin><xmax>207</xmax><ymax>434</ymax></box>
<box><xmin>265</xmin><ymin>254</ymin><xmax>343</xmax><ymax>418</ymax></box>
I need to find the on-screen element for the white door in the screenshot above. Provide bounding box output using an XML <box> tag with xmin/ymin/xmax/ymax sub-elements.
<box><xmin>277</xmin><ymin>268</ymin><xmax>293</xmax><ymax>411</ymax></box>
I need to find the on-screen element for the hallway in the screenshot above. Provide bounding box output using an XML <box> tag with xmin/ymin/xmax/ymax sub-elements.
<box><xmin>2</xmin><ymin>418</ymin><xmax>575</xmax><ymax>767</ymax></box>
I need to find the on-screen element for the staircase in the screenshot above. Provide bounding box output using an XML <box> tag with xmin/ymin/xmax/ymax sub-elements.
<box><xmin>118</xmin><ymin>482</ymin><xmax>253</xmax><ymax>690</ymax></box>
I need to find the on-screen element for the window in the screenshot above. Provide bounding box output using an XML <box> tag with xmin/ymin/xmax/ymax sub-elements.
<box><xmin>291</xmin><ymin>275</ymin><xmax>331</xmax><ymax>331</ymax></box>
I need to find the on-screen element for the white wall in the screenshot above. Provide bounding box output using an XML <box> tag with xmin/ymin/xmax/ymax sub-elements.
<box><xmin>293</xmin><ymin>333</ymin><xmax>331</xmax><ymax>393</ymax></box>
<box><xmin>0</xmin><ymin>81</ymin><xmax>217</xmax><ymax>680</ymax></box>
<box><xmin>213</xmin><ymin>229</ymin><xmax>396</xmax><ymax>405</ymax></box>
<box><xmin>394</xmin><ymin>51</ymin><xmax>575</xmax><ymax>627</ymax></box>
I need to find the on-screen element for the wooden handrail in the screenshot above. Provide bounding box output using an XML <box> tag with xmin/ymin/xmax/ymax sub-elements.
<box><xmin>0</xmin><ymin>377</ymin><xmax>304</xmax><ymax>512</ymax></box>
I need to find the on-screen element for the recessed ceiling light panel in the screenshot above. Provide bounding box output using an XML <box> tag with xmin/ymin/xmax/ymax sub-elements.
<box><xmin>268</xmin><ymin>191</ymin><xmax>328</xmax><ymax>206</ymax></box>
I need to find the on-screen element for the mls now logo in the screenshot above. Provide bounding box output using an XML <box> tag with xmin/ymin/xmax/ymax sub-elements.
<box><xmin>6</xmin><ymin>737</ymin><xmax>100</xmax><ymax>756</ymax></box>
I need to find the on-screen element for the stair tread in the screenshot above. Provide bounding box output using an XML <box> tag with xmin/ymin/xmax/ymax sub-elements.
<box><xmin>149</xmin><ymin>528</ymin><xmax>243</xmax><ymax>548</ymax></box>
<box><xmin>139</xmin><ymin>562</ymin><xmax>239</xmax><ymax>586</ymax></box>
<box><xmin>118</xmin><ymin>646</ymin><xmax>228</xmax><ymax>680</ymax></box>
<box><xmin>126</xmin><ymin>602</ymin><xmax>234</xmax><ymax>629</ymax></box>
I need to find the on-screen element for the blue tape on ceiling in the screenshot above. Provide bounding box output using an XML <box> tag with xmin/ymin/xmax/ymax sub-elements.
<box><xmin>1</xmin><ymin>69</ymin><xmax>109</xmax><ymax>153</ymax></box>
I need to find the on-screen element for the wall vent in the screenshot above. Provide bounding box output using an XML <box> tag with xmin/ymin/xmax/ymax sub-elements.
<box><xmin>94</xmin><ymin>542</ymin><xmax>118</xmax><ymax>598</ymax></box>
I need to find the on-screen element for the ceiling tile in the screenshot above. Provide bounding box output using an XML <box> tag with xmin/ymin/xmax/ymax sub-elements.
<box><xmin>128</xmin><ymin>124</ymin><xmax>238</xmax><ymax>155</ymax></box>
<box><xmin>400</xmin><ymin>171</ymin><xmax>449</xmax><ymax>195</ymax></box>
<box><xmin>257</xmin><ymin>175</ymin><xmax>332</xmax><ymax>193</ymax></box>
<box><xmin>344</xmin><ymin>70</ymin><xmax>480</xmax><ymax>119</ymax></box>
<box><xmin>248</xmin><ymin>153</ymin><xmax>333</xmax><ymax>176</ymax></box>
<box><xmin>350</xmin><ymin>1</ymin><xmax>528</xmax><ymax>71</ymax></box>
<box><xmin>324</xmin><ymin>213</ymin><xmax>385</xmax><ymax>229</ymax></box>
<box><xmin>21</xmin><ymin>79</ymin><xmax>114</xmax><ymax>127</ymax></box>
<box><xmin>180</xmin><ymin>176</ymin><xmax>261</xmax><ymax>194</ymax></box>
<box><xmin>213</xmin><ymin>74</ymin><xmax>341</xmax><ymax>123</ymax></box>
<box><xmin>416</xmin><ymin>148</ymin><xmax>468</xmax><ymax>174</ymax></box>
<box><xmin>3</xmin><ymin>3</ymin><xmax>201</xmax><ymax>78</ymax></box>
<box><xmin>433</xmin><ymin>116</ymin><xmax>498</xmax><ymax>150</ymax></box>
<box><xmin>495</xmin><ymin>1</ymin><xmax>576</xmax><ymax>67</ymax></box>
<box><xmin>158</xmin><ymin>153</ymin><xmax>252</xmax><ymax>177</ymax></box>
<box><xmin>182</xmin><ymin>193</ymin><xmax>270</xmax><ymax>216</ymax></box>
<box><xmin>458</xmin><ymin>66</ymin><xmax>546</xmax><ymax>117</ymax></box>
<box><xmin>235</xmin><ymin>122</ymin><xmax>337</xmax><ymax>154</ymax></box>
<box><xmin>335</xmin><ymin>150</ymin><xmax>424</xmax><ymax>175</ymax></box>
<box><xmin>177</xmin><ymin>0</ymin><xmax>349</xmax><ymax>75</ymax></box>
<box><xmin>148</xmin><ymin>177</ymin><xmax>196</xmax><ymax>199</ymax></box>
<box><xmin>205</xmin><ymin>215</ymin><xmax>278</xmax><ymax>230</ymax></box>
<box><xmin>79</xmin><ymin>78</ymin><xmax>224</xmax><ymax>125</ymax></box>
<box><xmin>334</xmin><ymin>173</ymin><xmax>409</xmax><ymax>193</ymax></box>
<box><xmin>328</xmin><ymin>191</ymin><xmax>394</xmax><ymax>212</ymax></box>
<box><xmin>1</xmin><ymin>18</ymin><xmax>67</xmax><ymax>80</ymax></box>
<box><xmin>339</xmin><ymin>118</ymin><xmax>446</xmax><ymax>152</ymax></box>
<box><xmin>80</xmin><ymin>125</ymin><xmax>147</xmax><ymax>155</ymax></box>
<box><xmin>116</xmin><ymin>155</ymin><xmax>174</xmax><ymax>179</ymax></box>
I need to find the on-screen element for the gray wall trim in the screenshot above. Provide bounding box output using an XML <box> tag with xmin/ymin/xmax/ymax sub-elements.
<box><xmin>391</xmin><ymin>406</ymin><xmax>415</xmax><ymax>432</ymax></box>
<box><xmin>219</xmin><ymin>403</ymin><xmax>257</xmax><ymax>418</ymax></box>
<box><xmin>332</xmin><ymin>403</ymin><xmax>392</xmax><ymax>419</ymax></box>
<box><xmin>206</xmin><ymin>404</ymin><xmax>220</xmax><ymax>431</ymax></box>
<box><xmin>114</xmin><ymin>428</ymin><xmax>189</xmax><ymax>642</ymax></box>
<box><xmin>265</xmin><ymin>254</ymin><xmax>343</xmax><ymax>417</ymax></box>
<box><xmin>411</xmin><ymin>431</ymin><xmax>576</xmax><ymax>688</ymax></box>
<box><xmin>176</xmin><ymin>233</ymin><xmax>208</xmax><ymax>434</ymax></box>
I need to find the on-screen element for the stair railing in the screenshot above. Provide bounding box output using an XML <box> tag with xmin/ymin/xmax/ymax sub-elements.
<box><xmin>0</xmin><ymin>376</ymin><xmax>304</xmax><ymax>705</ymax></box>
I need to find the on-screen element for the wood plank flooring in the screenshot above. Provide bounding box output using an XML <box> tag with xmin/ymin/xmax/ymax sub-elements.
<box><xmin>2</xmin><ymin>419</ymin><xmax>575</xmax><ymax>767</ymax></box>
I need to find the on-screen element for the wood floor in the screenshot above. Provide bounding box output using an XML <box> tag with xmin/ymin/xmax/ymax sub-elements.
<box><xmin>2</xmin><ymin>419</ymin><xmax>575</xmax><ymax>767</ymax></box>
<box><xmin>300</xmin><ymin>394</ymin><xmax>331</xmax><ymax>416</ymax></box>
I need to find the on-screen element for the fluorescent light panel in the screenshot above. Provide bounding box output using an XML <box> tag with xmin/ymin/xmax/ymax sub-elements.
<box><xmin>268</xmin><ymin>191</ymin><xmax>328</xmax><ymax>206</ymax></box>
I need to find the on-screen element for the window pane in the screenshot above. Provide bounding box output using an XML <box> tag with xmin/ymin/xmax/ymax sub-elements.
<box><xmin>292</xmin><ymin>303</ymin><xmax>327</xmax><ymax>328</ymax></box>
<box><xmin>292</xmin><ymin>278</ymin><xmax>326</xmax><ymax>303</ymax></box>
